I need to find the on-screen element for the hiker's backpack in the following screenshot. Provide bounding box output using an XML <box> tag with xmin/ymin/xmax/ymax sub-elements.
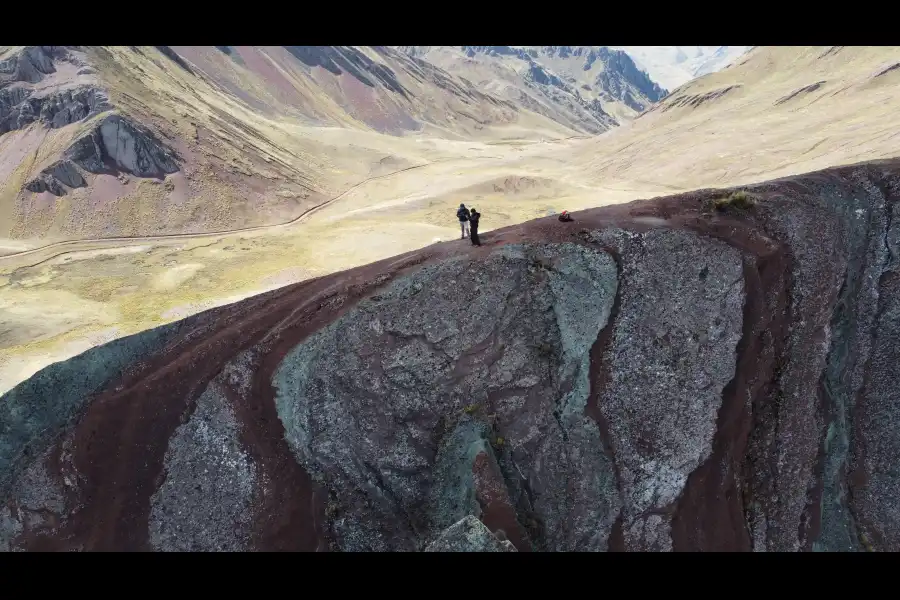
<box><xmin>457</xmin><ymin>207</ymin><xmax>470</xmax><ymax>220</ymax></box>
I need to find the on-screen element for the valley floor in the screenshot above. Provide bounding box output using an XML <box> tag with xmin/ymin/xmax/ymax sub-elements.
<box><xmin>0</xmin><ymin>132</ymin><xmax>662</xmax><ymax>394</ymax></box>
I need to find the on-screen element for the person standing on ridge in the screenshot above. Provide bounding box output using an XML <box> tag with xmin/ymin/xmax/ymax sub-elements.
<box><xmin>457</xmin><ymin>203</ymin><xmax>471</xmax><ymax>239</ymax></box>
<box><xmin>469</xmin><ymin>207</ymin><xmax>482</xmax><ymax>246</ymax></box>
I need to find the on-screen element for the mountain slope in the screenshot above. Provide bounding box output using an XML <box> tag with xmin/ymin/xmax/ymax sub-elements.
<box><xmin>0</xmin><ymin>46</ymin><xmax>573</xmax><ymax>242</ymax></box>
<box><xmin>397</xmin><ymin>46</ymin><xmax>666</xmax><ymax>132</ymax></box>
<box><xmin>2</xmin><ymin>158</ymin><xmax>899</xmax><ymax>552</ymax></box>
<box><xmin>564</xmin><ymin>45</ymin><xmax>900</xmax><ymax>192</ymax></box>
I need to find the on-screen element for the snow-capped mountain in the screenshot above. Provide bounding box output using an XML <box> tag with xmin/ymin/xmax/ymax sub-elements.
<box><xmin>612</xmin><ymin>46</ymin><xmax>752</xmax><ymax>91</ymax></box>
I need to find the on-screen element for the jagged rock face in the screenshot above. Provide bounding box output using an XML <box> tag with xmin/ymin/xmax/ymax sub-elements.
<box><xmin>1</xmin><ymin>160</ymin><xmax>899</xmax><ymax>552</ymax></box>
<box><xmin>91</xmin><ymin>114</ymin><xmax>180</xmax><ymax>177</ymax></box>
<box><xmin>23</xmin><ymin>114</ymin><xmax>180</xmax><ymax>196</ymax></box>
<box><xmin>0</xmin><ymin>85</ymin><xmax>111</xmax><ymax>134</ymax></box>
<box><xmin>0</xmin><ymin>46</ymin><xmax>109</xmax><ymax>135</ymax></box>
<box><xmin>0</xmin><ymin>46</ymin><xmax>66</xmax><ymax>86</ymax></box>
<box><xmin>0</xmin><ymin>86</ymin><xmax>31</xmax><ymax>132</ymax></box>
<box><xmin>395</xmin><ymin>46</ymin><xmax>626</xmax><ymax>133</ymax></box>
<box><xmin>544</xmin><ymin>45</ymin><xmax>666</xmax><ymax>105</ymax></box>
<box><xmin>23</xmin><ymin>161</ymin><xmax>85</xmax><ymax>195</ymax></box>
<box><xmin>395</xmin><ymin>45</ymin><xmax>669</xmax><ymax>133</ymax></box>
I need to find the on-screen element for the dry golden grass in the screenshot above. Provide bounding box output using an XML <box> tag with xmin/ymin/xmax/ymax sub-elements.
<box><xmin>562</xmin><ymin>46</ymin><xmax>900</xmax><ymax>191</ymax></box>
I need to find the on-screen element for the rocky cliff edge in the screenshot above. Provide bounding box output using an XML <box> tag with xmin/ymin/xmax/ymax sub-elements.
<box><xmin>1</xmin><ymin>157</ymin><xmax>898</xmax><ymax>551</ymax></box>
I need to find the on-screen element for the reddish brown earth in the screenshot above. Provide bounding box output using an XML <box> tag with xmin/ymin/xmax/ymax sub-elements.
<box><xmin>2</xmin><ymin>158</ymin><xmax>899</xmax><ymax>552</ymax></box>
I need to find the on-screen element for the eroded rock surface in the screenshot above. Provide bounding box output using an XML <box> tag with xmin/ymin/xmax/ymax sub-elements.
<box><xmin>148</xmin><ymin>380</ymin><xmax>258</xmax><ymax>552</ymax></box>
<box><xmin>23</xmin><ymin>160</ymin><xmax>85</xmax><ymax>195</ymax></box>
<box><xmin>91</xmin><ymin>114</ymin><xmax>180</xmax><ymax>177</ymax></box>
<box><xmin>591</xmin><ymin>227</ymin><xmax>745</xmax><ymax>550</ymax></box>
<box><xmin>23</xmin><ymin>114</ymin><xmax>180</xmax><ymax>196</ymax></box>
<box><xmin>0</xmin><ymin>85</ymin><xmax>111</xmax><ymax>134</ymax></box>
<box><xmin>0</xmin><ymin>46</ymin><xmax>65</xmax><ymax>86</ymax></box>
<box><xmin>273</xmin><ymin>242</ymin><xmax>619</xmax><ymax>551</ymax></box>
<box><xmin>1</xmin><ymin>47</ymin><xmax>107</xmax><ymax>135</ymax></box>
<box><xmin>1</xmin><ymin>159</ymin><xmax>900</xmax><ymax>552</ymax></box>
<box><xmin>424</xmin><ymin>515</ymin><xmax>517</xmax><ymax>552</ymax></box>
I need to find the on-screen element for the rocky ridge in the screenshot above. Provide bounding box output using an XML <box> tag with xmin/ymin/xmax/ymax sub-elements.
<box><xmin>0</xmin><ymin>46</ymin><xmax>69</xmax><ymax>86</ymax></box>
<box><xmin>0</xmin><ymin>46</ymin><xmax>109</xmax><ymax>132</ymax></box>
<box><xmin>397</xmin><ymin>45</ymin><xmax>667</xmax><ymax>132</ymax></box>
<box><xmin>1</xmin><ymin>46</ymin><xmax>180</xmax><ymax>197</ymax></box>
<box><xmin>1</xmin><ymin>158</ymin><xmax>898</xmax><ymax>552</ymax></box>
<box><xmin>0</xmin><ymin>84</ymin><xmax>111</xmax><ymax>135</ymax></box>
<box><xmin>24</xmin><ymin>114</ymin><xmax>180</xmax><ymax>196</ymax></box>
<box><xmin>529</xmin><ymin>46</ymin><xmax>666</xmax><ymax>111</ymax></box>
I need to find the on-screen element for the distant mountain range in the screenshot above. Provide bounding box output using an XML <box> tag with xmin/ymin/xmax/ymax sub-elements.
<box><xmin>396</xmin><ymin>46</ymin><xmax>668</xmax><ymax>134</ymax></box>
<box><xmin>396</xmin><ymin>46</ymin><xmax>752</xmax><ymax>135</ymax></box>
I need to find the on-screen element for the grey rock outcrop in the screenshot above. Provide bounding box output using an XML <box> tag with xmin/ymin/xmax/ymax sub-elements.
<box><xmin>88</xmin><ymin>114</ymin><xmax>180</xmax><ymax>177</ymax></box>
<box><xmin>424</xmin><ymin>515</ymin><xmax>517</xmax><ymax>552</ymax></box>
<box><xmin>1</xmin><ymin>45</ymin><xmax>111</xmax><ymax>135</ymax></box>
<box><xmin>148</xmin><ymin>380</ymin><xmax>258</xmax><ymax>552</ymax></box>
<box><xmin>273</xmin><ymin>242</ymin><xmax>619</xmax><ymax>551</ymax></box>
<box><xmin>0</xmin><ymin>46</ymin><xmax>65</xmax><ymax>86</ymax></box>
<box><xmin>23</xmin><ymin>161</ymin><xmax>85</xmax><ymax>195</ymax></box>
<box><xmin>0</xmin><ymin>86</ymin><xmax>32</xmax><ymax>133</ymax></box>
<box><xmin>0</xmin><ymin>46</ymin><xmax>175</xmax><ymax>197</ymax></box>
<box><xmin>590</xmin><ymin>228</ymin><xmax>744</xmax><ymax>550</ymax></box>
<box><xmin>23</xmin><ymin>114</ymin><xmax>180</xmax><ymax>196</ymax></box>
<box><xmin>0</xmin><ymin>85</ymin><xmax>111</xmax><ymax>134</ymax></box>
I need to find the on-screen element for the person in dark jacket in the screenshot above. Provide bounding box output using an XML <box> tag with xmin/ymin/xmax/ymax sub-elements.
<box><xmin>469</xmin><ymin>208</ymin><xmax>482</xmax><ymax>246</ymax></box>
<box><xmin>456</xmin><ymin>203</ymin><xmax>470</xmax><ymax>239</ymax></box>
